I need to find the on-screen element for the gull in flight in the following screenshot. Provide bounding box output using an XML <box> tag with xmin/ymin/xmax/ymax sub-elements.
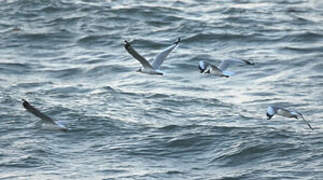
<box><xmin>124</xmin><ymin>38</ymin><xmax>181</xmax><ymax>75</ymax></box>
<box><xmin>198</xmin><ymin>59</ymin><xmax>254</xmax><ymax>77</ymax></box>
<box><xmin>22</xmin><ymin>99</ymin><xmax>68</xmax><ymax>131</ymax></box>
<box><xmin>266</xmin><ymin>106</ymin><xmax>314</xmax><ymax>130</ymax></box>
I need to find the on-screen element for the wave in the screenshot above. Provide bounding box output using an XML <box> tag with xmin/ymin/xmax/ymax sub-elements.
<box><xmin>1</xmin><ymin>0</ymin><xmax>322</xmax><ymax>179</ymax></box>
<box><xmin>0</xmin><ymin>62</ymin><xmax>41</xmax><ymax>75</ymax></box>
<box><xmin>282</xmin><ymin>45</ymin><xmax>323</xmax><ymax>53</ymax></box>
<box><xmin>185</xmin><ymin>32</ymin><xmax>254</xmax><ymax>43</ymax></box>
<box><xmin>42</xmin><ymin>67</ymin><xmax>83</xmax><ymax>79</ymax></box>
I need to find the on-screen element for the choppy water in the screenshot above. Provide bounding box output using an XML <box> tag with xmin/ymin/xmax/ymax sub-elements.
<box><xmin>1</xmin><ymin>0</ymin><xmax>323</xmax><ymax>179</ymax></box>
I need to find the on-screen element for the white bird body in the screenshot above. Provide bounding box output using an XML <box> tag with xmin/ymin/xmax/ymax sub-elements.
<box><xmin>124</xmin><ymin>38</ymin><xmax>181</xmax><ymax>75</ymax></box>
<box><xmin>266</xmin><ymin>106</ymin><xmax>313</xmax><ymax>130</ymax></box>
<box><xmin>199</xmin><ymin>59</ymin><xmax>254</xmax><ymax>77</ymax></box>
<box><xmin>138</xmin><ymin>68</ymin><xmax>164</xmax><ymax>75</ymax></box>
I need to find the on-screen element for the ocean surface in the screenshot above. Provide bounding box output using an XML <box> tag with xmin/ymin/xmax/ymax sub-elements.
<box><xmin>1</xmin><ymin>0</ymin><xmax>323</xmax><ymax>179</ymax></box>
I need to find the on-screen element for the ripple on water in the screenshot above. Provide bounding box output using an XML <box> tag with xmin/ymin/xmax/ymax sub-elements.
<box><xmin>1</xmin><ymin>0</ymin><xmax>323</xmax><ymax>179</ymax></box>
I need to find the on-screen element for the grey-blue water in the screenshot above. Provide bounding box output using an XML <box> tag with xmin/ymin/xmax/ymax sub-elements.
<box><xmin>1</xmin><ymin>0</ymin><xmax>323</xmax><ymax>179</ymax></box>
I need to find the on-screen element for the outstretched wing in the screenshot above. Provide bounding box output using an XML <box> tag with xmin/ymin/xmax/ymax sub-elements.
<box><xmin>124</xmin><ymin>40</ymin><xmax>153</xmax><ymax>69</ymax></box>
<box><xmin>152</xmin><ymin>38</ymin><xmax>181</xmax><ymax>69</ymax></box>
<box><xmin>296</xmin><ymin>112</ymin><xmax>314</xmax><ymax>130</ymax></box>
<box><xmin>22</xmin><ymin>99</ymin><xmax>68</xmax><ymax>131</ymax></box>
<box><xmin>22</xmin><ymin>99</ymin><xmax>56</xmax><ymax>124</ymax></box>
<box><xmin>207</xmin><ymin>64</ymin><xmax>223</xmax><ymax>75</ymax></box>
<box><xmin>218</xmin><ymin>58</ymin><xmax>254</xmax><ymax>71</ymax></box>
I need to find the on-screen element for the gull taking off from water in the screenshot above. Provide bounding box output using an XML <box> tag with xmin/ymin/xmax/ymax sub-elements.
<box><xmin>124</xmin><ymin>38</ymin><xmax>181</xmax><ymax>75</ymax></box>
<box><xmin>22</xmin><ymin>99</ymin><xmax>68</xmax><ymax>131</ymax></box>
<box><xmin>198</xmin><ymin>59</ymin><xmax>254</xmax><ymax>77</ymax></box>
<box><xmin>266</xmin><ymin>106</ymin><xmax>314</xmax><ymax>130</ymax></box>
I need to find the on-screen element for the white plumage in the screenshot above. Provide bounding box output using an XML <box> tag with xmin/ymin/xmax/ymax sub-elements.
<box><xmin>124</xmin><ymin>38</ymin><xmax>181</xmax><ymax>75</ymax></box>
<box><xmin>266</xmin><ymin>106</ymin><xmax>313</xmax><ymax>130</ymax></box>
<box><xmin>198</xmin><ymin>58</ymin><xmax>254</xmax><ymax>77</ymax></box>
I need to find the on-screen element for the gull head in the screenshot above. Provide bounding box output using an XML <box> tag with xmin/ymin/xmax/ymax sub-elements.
<box><xmin>198</xmin><ymin>61</ymin><xmax>207</xmax><ymax>73</ymax></box>
<box><xmin>266</xmin><ymin>113</ymin><xmax>274</xmax><ymax>120</ymax></box>
<box><xmin>22</xmin><ymin>99</ymin><xmax>29</xmax><ymax>108</ymax></box>
<box><xmin>290</xmin><ymin>112</ymin><xmax>298</xmax><ymax>119</ymax></box>
<box><xmin>266</xmin><ymin>106</ymin><xmax>276</xmax><ymax>120</ymax></box>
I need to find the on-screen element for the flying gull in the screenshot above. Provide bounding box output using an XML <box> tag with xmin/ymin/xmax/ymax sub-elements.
<box><xmin>22</xmin><ymin>99</ymin><xmax>68</xmax><ymax>131</ymax></box>
<box><xmin>266</xmin><ymin>106</ymin><xmax>314</xmax><ymax>130</ymax></box>
<box><xmin>124</xmin><ymin>38</ymin><xmax>181</xmax><ymax>75</ymax></box>
<box><xmin>198</xmin><ymin>59</ymin><xmax>254</xmax><ymax>77</ymax></box>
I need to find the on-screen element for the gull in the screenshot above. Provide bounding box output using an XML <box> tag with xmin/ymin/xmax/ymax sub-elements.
<box><xmin>198</xmin><ymin>59</ymin><xmax>254</xmax><ymax>77</ymax></box>
<box><xmin>266</xmin><ymin>106</ymin><xmax>314</xmax><ymax>130</ymax></box>
<box><xmin>22</xmin><ymin>99</ymin><xmax>68</xmax><ymax>131</ymax></box>
<box><xmin>124</xmin><ymin>38</ymin><xmax>181</xmax><ymax>75</ymax></box>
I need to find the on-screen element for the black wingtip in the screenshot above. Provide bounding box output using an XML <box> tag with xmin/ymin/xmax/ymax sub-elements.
<box><xmin>174</xmin><ymin>37</ymin><xmax>181</xmax><ymax>44</ymax></box>
<box><xmin>307</xmin><ymin>122</ymin><xmax>314</xmax><ymax>130</ymax></box>
<box><xmin>124</xmin><ymin>40</ymin><xmax>131</xmax><ymax>49</ymax></box>
<box><xmin>245</xmin><ymin>60</ymin><xmax>255</xmax><ymax>65</ymax></box>
<box><xmin>22</xmin><ymin>99</ymin><xmax>29</xmax><ymax>107</ymax></box>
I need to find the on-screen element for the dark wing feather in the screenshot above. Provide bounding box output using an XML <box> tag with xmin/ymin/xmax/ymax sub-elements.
<box><xmin>124</xmin><ymin>41</ymin><xmax>153</xmax><ymax>69</ymax></box>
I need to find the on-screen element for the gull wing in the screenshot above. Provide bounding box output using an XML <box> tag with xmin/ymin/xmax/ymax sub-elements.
<box><xmin>23</xmin><ymin>99</ymin><xmax>56</xmax><ymax>124</ymax></box>
<box><xmin>199</xmin><ymin>61</ymin><xmax>225</xmax><ymax>75</ymax></box>
<box><xmin>295</xmin><ymin>112</ymin><xmax>314</xmax><ymax>130</ymax></box>
<box><xmin>22</xmin><ymin>99</ymin><xmax>68</xmax><ymax>131</ymax></box>
<box><xmin>124</xmin><ymin>40</ymin><xmax>153</xmax><ymax>69</ymax></box>
<box><xmin>208</xmin><ymin>64</ymin><xmax>223</xmax><ymax>75</ymax></box>
<box><xmin>152</xmin><ymin>38</ymin><xmax>181</xmax><ymax>69</ymax></box>
<box><xmin>218</xmin><ymin>58</ymin><xmax>254</xmax><ymax>71</ymax></box>
<box><xmin>277</xmin><ymin>107</ymin><xmax>294</xmax><ymax>118</ymax></box>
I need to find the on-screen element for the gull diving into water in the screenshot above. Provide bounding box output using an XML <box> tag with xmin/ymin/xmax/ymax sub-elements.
<box><xmin>198</xmin><ymin>59</ymin><xmax>254</xmax><ymax>77</ymax></box>
<box><xmin>124</xmin><ymin>38</ymin><xmax>181</xmax><ymax>75</ymax></box>
<box><xmin>22</xmin><ymin>99</ymin><xmax>68</xmax><ymax>131</ymax></box>
<box><xmin>266</xmin><ymin>106</ymin><xmax>314</xmax><ymax>130</ymax></box>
